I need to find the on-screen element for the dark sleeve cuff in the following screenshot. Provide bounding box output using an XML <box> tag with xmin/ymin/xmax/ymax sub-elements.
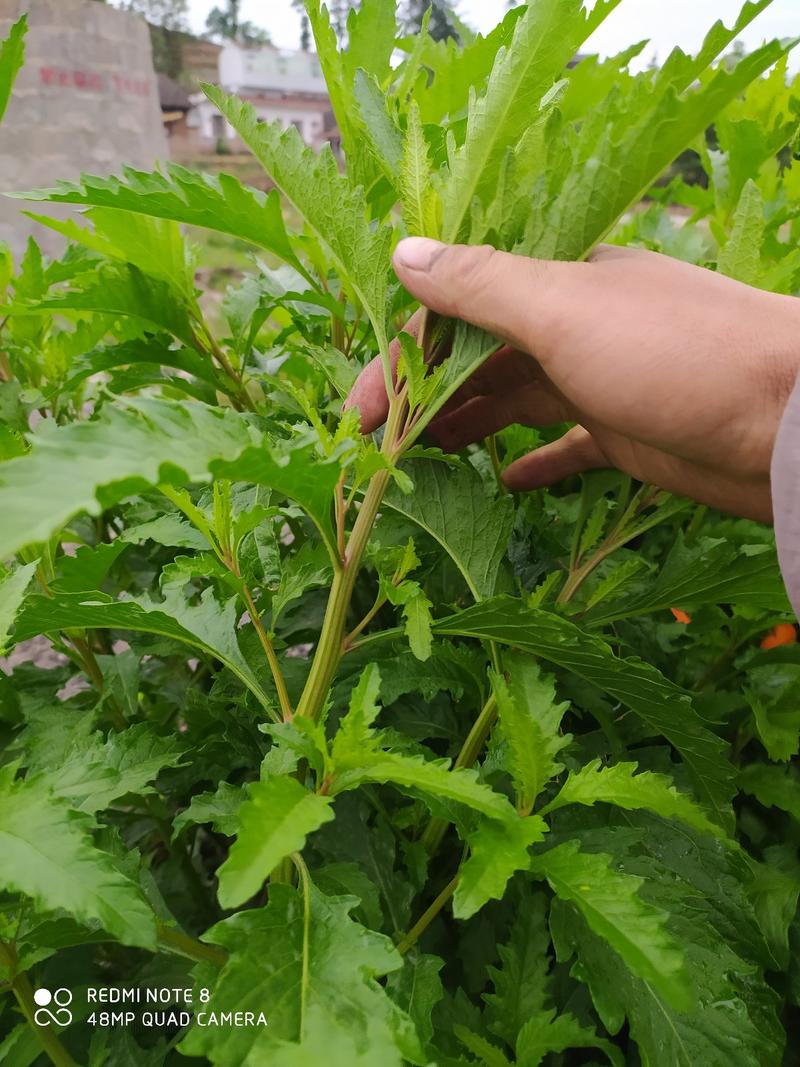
<box><xmin>772</xmin><ymin>372</ymin><xmax>800</xmax><ymax>619</ymax></box>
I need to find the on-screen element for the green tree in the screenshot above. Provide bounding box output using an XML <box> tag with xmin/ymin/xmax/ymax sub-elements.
<box><xmin>206</xmin><ymin>1</ymin><xmax>272</xmax><ymax>45</ymax></box>
<box><xmin>292</xmin><ymin>0</ymin><xmax>312</xmax><ymax>51</ymax></box>
<box><xmin>116</xmin><ymin>0</ymin><xmax>189</xmax><ymax>31</ymax></box>
<box><xmin>401</xmin><ymin>0</ymin><xmax>459</xmax><ymax>41</ymax></box>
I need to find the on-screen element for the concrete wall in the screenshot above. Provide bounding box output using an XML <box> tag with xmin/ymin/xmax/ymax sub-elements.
<box><xmin>0</xmin><ymin>0</ymin><xmax>168</xmax><ymax>256</ymax></box>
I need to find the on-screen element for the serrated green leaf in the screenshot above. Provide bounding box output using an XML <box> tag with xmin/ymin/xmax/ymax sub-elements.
<box><xmin>16</xmin><ymin>167</ymin><xmax>310</xmax><ymax>281</ymax></box>
<box><xmin>516</xmin><ymin>1008</ymin><xmax>623</xmax><ymax>1067</ymax></box>
<box><xmin>491</xmin><ymin>655</ymin><xmax>570</xmax><ymax>813</ymax></box>
<box><xmin>48</xmin><ymin>722</ymin><xmax>184</xmax><ymax>814</ymax></box>
<box><xmin>409</xmin><ymin>8</ymin><xmax>521</xmax><ymax>124</ymax></box>
<box><xmin>584</xmin><ymin>557</ymin><xmax>648</xmax><ymax>609</ymax></box>
<box><xmin>332</xmin><ymin>662</ymin><xmax>383</xmax><ymax>760</ymax></box>
<box><xmin>442</xmin><ymin>0</ymin><xmax>621</xmax><ymax>241</ymax></box>
<box><xmin>55</xmin><ymin>335</ymin><xmax>219</xmax><ymax>398</ymax></box>
<box><xmin>385</xmin><ymin>577</ymin><xmax>433</xmax><ymax>661</ymax></box>
<box><xmin>0</xmin><ymin>398</ymin><xmax>253</xmax><ymax>558</ymax></box>
<box><xmin>204</xmin><ymin>86</ymin><xmax>392</xmax><ymax>355</ymax></box>
<box><xmin>121</xmin><ymin>512</ymin><xmax>210</xmax><ymax>552</ymax></box>
<box><xmin>434</xmin><ymin>597</ymin><xmax>735</xmax><ymax>827</ymax></box>
<box><xmin>386</xmin><ymin>953</ymin><xmax>444</xmax><ymax>1053</ymax></box>
<box><xmin>0</xmin><ymin>14</ymin><xmax>26</xmax><ymax>124</ymax></box>
<box><xmin>552</xmin><ymin>875</ymin><xmax>782</xmax><ymax>1067</ymax></box>
<box><xmin>532</xmin><ymin>840</ymin><xmax>690</xmax><ymax>1011</ymax></box>
<box><xmin>749</xmin><ymin>847</ymin><xmax>800</xmax><ymax>970</ymax></box>
<box><xmin>0</xmin><ymin>766</ymin><xmax>156</xmax><ymax>948</ymax></box>
<box><xmin>271</xmin><ymin>542</ymin><xmax>331</xmax><ymax>626</ymax></box>
<box><xmin>745</xmin><ymin>664</ymin><xmax>800</xmax><ymax>762</ymax></box>
<box><xmin>739</xmin><ymin>762</ymin><xmax>800</xmax><ymax>821</ymax></box>
<box><xmin>354</xmin><ymin>70</ymin><xmax>403</xmax><ymax>181</ymax></box>
<box><xmin>332</xmin><ymin>748</ymin><xmax>517</xmax><ymax>823</ymax></box>
<box><xmin>395</xmin><ymin>332</ymin><xmax>433</xmax><ymax>414</ymax></box>
<box><xmin>585</xmin><ymin>533</ymin><xmax>791</xmax><ymax>625</ymax></box>
<box><xmin>401</xmin><ymin>101</ymin><xmax>439</xmax><ymax>238</ymax></box>
<box><xmin>181</xmin><ymin>884</ymin><xmax>423</xmax><ymax>1065</ymax></box>
<box><xmin>172</xmin><ymin>782</ymin><xmax>244</xmax><ymax>840</ymax></box>
<box><xmin>0</xmin><ymin>561</ymin><xmax>36</xmax><ymax>653</ymax></box>
<box><xmin>51</xmin><ymin>541</ymin><xmax>128</xmax><ymax>594</ymax></box>
<box><xmin>456</xmin><ymin>1026</ymin><xmax>513</xmax><ymax>1067</ymax></box>
<box><xmin>8</xmin><ymin>263</ymin><xmax>199</xmax><ymax>347</ymax></box>
<box><xmin>307</xmin><ymin>0</ymin><xmax>396</xmax><ymax>191</ymax></box>
<box><xmin>0</xmin><ymin>397</ymin><xmax>343</xmax><ymax>560</ymax></box>
<box><xmin>24</xmin><ymin>207</ymin><xmax>196</xmax><ymax>301</ymax></box>
<box><xmin>542</xmin><ymin>759</ymin><xmax>726</xmax><ymax>840</ymax></box>
<box><xmin>13</xmin><ymin>586</ymin><xmax>274</xmax><ymax>712</ymax></box>
<box><xmin>217</xmin><ymin>776</ymin><xmax>334</xmax><ymax>909</ymax></box>
<box><xmin>526</xmin><ymin>37</ymin><xmax>792</xmax><ymax>262</ymax></box>
<box><xmin>342</xmin><ymin>0</ymin><xmax>396</xmax><ymax>91</ymax></box>
<box><xmin>385</xmin><ymin>459</ymin><xmax>513</xmax><ymax>600</ymax></box>
<box><xmin>399</xmin><ymin>586</ymin><xmax>433</xmax><ymax>661</ymax></box>
<box><xmin>454</xmin><ymin>815</ymin><xmax>547</xmax><ymax>920</ymax></box>
<box><xmin>718</xmin><ymin>179</ymin><xmax>765</xmax><ymax>284</ymax></box>
<box><xmin>485</xmin><ymin>893</ymin><xmax>551</xmax><ymax>1047</ymax></box>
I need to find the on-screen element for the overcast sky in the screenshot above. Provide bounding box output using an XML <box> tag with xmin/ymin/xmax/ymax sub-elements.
<box><xmin>186</xmin><ymin>1</ymin><xmax>799</xmax><ymax>62</ymax></box>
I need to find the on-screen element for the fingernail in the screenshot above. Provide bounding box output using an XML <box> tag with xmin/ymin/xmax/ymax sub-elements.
<box><xmin>393</xmin><ymin>237</ymin><xmax>445</xmax><ymax>272</ymax></box>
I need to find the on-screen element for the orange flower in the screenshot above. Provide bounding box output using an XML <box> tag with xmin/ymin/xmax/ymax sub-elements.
<box><xmin>670</xmin><ymin>607</ymin><xmax>692</xmax><ymax>625</ymax></box>
<box><xmin>760</xmin><ymin>623</ymin><xmax>797</xmax><ymax>650</ymax></box>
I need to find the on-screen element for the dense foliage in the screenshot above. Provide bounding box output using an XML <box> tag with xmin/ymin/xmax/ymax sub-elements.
<box><xmin>1</xmin><ymin>2</ymin><xmax>800</xmax><ymax>1064</ymax></box>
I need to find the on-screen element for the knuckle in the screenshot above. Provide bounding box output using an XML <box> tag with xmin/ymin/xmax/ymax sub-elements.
<box><xmin>440</xmin><ymin>243</ymin><xmax>500</xmax><ymax>294</ymax></box>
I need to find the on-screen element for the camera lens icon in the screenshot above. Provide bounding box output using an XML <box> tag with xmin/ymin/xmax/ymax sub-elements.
<box><xmin>33</xmin><ymin>988</ymin><xmax>73</xmax><ymax>1027</ymax></box>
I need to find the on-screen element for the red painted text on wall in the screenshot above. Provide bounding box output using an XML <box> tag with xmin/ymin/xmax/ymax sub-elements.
<box><xmin>39</xmin><ymin>67</ymin><xmax>151</xmax><ymax>97</ymax></box>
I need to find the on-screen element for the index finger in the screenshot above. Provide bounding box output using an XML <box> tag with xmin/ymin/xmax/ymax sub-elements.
<box><xmin>344</xmin><ymin>310</ymin><xmax>423</xmax><ymax>433</ymax></box>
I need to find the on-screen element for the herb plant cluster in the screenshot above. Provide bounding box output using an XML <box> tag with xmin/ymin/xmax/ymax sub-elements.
<box><xmin>1</xmin><ymin>2</ymin><xmax>800</xmax><ymax>1064</ymax></box>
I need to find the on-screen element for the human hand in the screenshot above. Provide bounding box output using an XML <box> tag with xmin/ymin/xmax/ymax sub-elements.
<box><xmin>347</xmin><ymin>238</ymin><xmax>800</xmax><ymax>522</ymax></box>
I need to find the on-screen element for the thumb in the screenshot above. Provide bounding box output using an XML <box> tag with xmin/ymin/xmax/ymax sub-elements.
<box><xmin>392</xmin><ymin>237</ymin><xmax>567</xmax><ymax>353</ymax></box>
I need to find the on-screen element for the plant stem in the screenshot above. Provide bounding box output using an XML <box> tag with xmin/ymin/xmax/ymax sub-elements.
<box><xmin>334</xmin><ymin>472</ymin><xmax>347</xmax><ymax>563</ymax></box>
<box><xmin>344</xmin><ymin>625</ymin><xmax>404</xmax><ymax>655</ymax></box>
<box><xmin>0</xmin><ymin>350</ymin><xmax>12</xmax><ymax>383</ymax></box>
<box><xmin>0</xmin><ymin>941</ymin><xmax>78</xmax><ymax>1067</ymax></box>
<box><xmin>295</xmin><ymin>469</ymin><xmax>392</xmax><ymax>720</ymax></box>
<box><xmin>485</xmin><ymin>435</ymin><xmax>508</xmax><ymax>495</ymax></box>
<box><xmin>67</xmin><ymin>634</ymin><xmax>127</xmax><ymax>731</ymax></box>
<box><xmin>191</xmin><ymin>320</ymin><xmax>249</xmax><ymax>410</ymax></box>
<box><xmin>271</xmin><ymin>856</ymin><xmax>296</xmax><ymax>885</ymax></box>
<box><xmin>344</xmin><ymin>591</ymin><xmax>388</xmax><ymax>648</ymax></box>
<box><xmin>396</xmin><ymin>874</ymin><xmax>458</xmax><ymax>956</ymax></box>
<box><xmin>556</xmin><ymin>543</ymin><xmax>619</xmax><ymax>606</ymax></box>
<box><xmin>295</xmin><ymin>397</ymin><xmax>405</xmax><ymax>721</ymax></box>
<box><xmin>559</xmin><ymin>483</ymin><xmax>674</xmax><ymax>606</ymax></box>
<box><xmin>684</xmin><ymin>504</ymin><xmax>708</xmax><ymax>545</ymax></box>
<box><xmin>241</xmin><ymin>585</ymin><xmax>293</xmax><ymax>721</ymax></box>
<box><xmin>156</xmin><ymin>923</ymin><xmax>228</xmax><ymax>968</ymax></box>
<box><xmin>291</xmin><ymin>853</ymin><xmax>312</xmax><ymax>1041</ymax></box>
<box><xmin>421</xmin><ymin>694</ymin><xmax>498</xmax><ymax>855</ymax></box>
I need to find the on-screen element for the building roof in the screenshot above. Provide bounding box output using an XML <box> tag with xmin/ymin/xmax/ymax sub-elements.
<box><xmin>158</xmin><ymin>73</ymin><xmax>191</xmax><ymax>112</ymax></box>
<box><xmin>181</xmin><ymin>38</ymin><xmax>223</xmax><ymax>88</ymax></box>
<box><xmin>220</xmin><ymin>41</ymin><xmax>326</xmax><ymax>96</ymax></box>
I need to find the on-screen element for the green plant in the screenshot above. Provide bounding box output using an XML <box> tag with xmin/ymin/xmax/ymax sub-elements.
<box><xmin>1</xmin><ymin>4</ymin><xmax>800</xmax><ymax>1065</ymax></box>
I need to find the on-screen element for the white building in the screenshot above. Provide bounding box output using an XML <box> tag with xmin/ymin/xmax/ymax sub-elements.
<box><xmin>189</xmin><ymin>42</ymin><xmax>333</xmax><ymax>151</ymax></box>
